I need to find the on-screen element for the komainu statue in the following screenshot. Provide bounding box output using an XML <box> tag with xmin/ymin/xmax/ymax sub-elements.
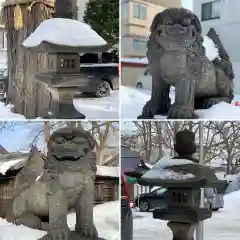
<box><xmin>12</xmin><ymin>127</ymin><xmax>101</xmax><ymax>240</ymax></box>
<box><xmin>138</xmin><ymin>8</ymin><xmax>234</xmax><ymax>119</ymax></box>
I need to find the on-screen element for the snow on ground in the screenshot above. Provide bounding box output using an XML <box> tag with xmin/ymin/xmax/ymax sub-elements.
<box><xmin>0</xmin><ymin>201</ymin><xmax>119</xmax><ymax>240</ymax></box>
<box><xmin>133</xmin><ymin>191</ymin><xmax>240</xmax><ymax>240</ymax></box>
<box><xmin>74</xmin><ymin>90</ymin><xmax>119</xmax><ymax>119</ymax></box>
<box><xmin>23</xmin><ymin>18</ymin><xmax>107</xmax><ymax>48</ymax></box>
<box><xmin>0</xmin><ymin>102</ymin><xmax>25</xmax><ymax>119</ymax></box>
<box><xmin>121</xmin><ymin>85</ymin><xmax>240</xmax><ymax>119</ymax></box>
<box><xmin>0</xmin><ymin>90</ymin><xmax>119</xmax><ymax>119</ymax></box>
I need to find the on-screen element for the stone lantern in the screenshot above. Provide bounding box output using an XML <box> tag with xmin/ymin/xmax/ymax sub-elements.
<box><xmin>138</xmin><ymin>156</ymin><xmax>227</xmax><ymax>240</ymax></box>
<box><xmin>21</xmin><ymin>0</ymin><xmax>111</xmax><ymax>119</ymax></box>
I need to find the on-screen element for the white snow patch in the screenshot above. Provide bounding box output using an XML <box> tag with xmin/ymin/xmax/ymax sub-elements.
<box><xmin>73</xmin><ymin>91</ymin><xmax>119</xmax><ymax>120</ymax></box>
<box><xmin>0</xmin><ymin>102</ymin><xmax>25</xmax><ymax>119</ymax></box>
<box><xmin>0</xmin><ymin>157</ymin><xmax>28</xmax><ymax>175</ymax></box>
<box><xmin>142</xmin><ymin>156</ymin><xmax>195</xmax><ymax>180</ymax></box>
<box><xmin>121</xmin><ymin>86</ymin><xmax>240</xmax><ymax>119</ymax></box>
<box><xmin>203</xmin><ymin>36</ymin><xmax>219</xmax><ymax>61</ymax></box>
<box><xmin>23</xmin><ymin>18</ymin><xmax>107</xmax><ymax>48</ymax></box>
<box><xmin>97</xmin><ymin>166</ymin><xmax>119</xmax><ymax>178</ymax></box>
<box><xmin>0</xmin><ymin>201</ymin><xmax>119</xmax><ymax>240</ymax></box>
<box><xmin>121</xmin><ymin>57</ymin><xmax>148</xmax><ymax>64</ymax></box>
<box><xmin>133</xmin><ymin>190</ymin><xmax>240</xmax><ymax>239</ymax></box>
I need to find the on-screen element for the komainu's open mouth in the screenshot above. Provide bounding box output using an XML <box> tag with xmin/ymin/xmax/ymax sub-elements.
<box><xmin>53</xmin><ymin>154</ymin><xmax>81</xmax><ymax>161</ymax></box>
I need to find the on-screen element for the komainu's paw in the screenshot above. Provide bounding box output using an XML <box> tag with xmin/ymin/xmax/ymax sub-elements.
<box><xmin>138</xmin><ymin>100</ymin><xmax>156</xmax><ymax>119</ymax></box>
<box><xmin>49</xmin><ymin>226</ymin><xmax>70</xmax><ymax>240</ymax></box>
<box><xmin>75</xmin><ymin>224</ymin><xmax>98</xmax><ymax>239</ymax></box>
<box><xmin>15</xmin><ymin>214</ymin><xmax>42</xmax><ymax>230</ymax></box>
<box><xmin>167</xmin><ymin>104</ymin><xmax>198</xmax><ymax>119</ymax></box>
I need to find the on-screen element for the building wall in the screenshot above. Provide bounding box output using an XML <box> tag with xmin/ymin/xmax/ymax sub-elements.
<box><xmin>121</xmin><ymin>0</ymin><xmax>167</xmax><ymax>57</ymax></box>
<box><xmin>192</xmin><ymin>0</ymin><xmax>240</xmax><ymax>93</ymax></box>
<box><xmin>121</xmin><ymin>63</ymin><xmax>147</xmax><ymax>86</ymax></box>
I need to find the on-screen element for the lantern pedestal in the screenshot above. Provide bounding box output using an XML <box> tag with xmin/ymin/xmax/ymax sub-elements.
<box><xmin>168</xmin><ymin>221</ymin><xmax>196</xmax><ymax>240</ymax></box>
<box><xmin>45</xmin><ymin>86</ymin><xmax>85</xmax><ymax>119</ymax></box>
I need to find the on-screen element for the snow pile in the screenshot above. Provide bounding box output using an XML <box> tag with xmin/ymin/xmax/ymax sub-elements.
<box><xmin>74</xmin><ymin>90</ymin><xmax>119</xmax><ymax>120</ymax></box>
<box><xmin>142</xmin><ymin>156</ymin><xmax>195</xmax><ymax>180</ymax></box>
<box><xmin>203</xmin><ymin>36</ymin><xmax>219</xmax><ymax>61</ymax></box>
<box><xmin>224</xmin><ymin>190</ymin><xmax>240</xmax><ymax>211</ymax></box>
<box><xmin>0</xmin><ymin>201</ymin><xmax>119</xmax><ymax>240</ymax></box>
<box><xmin>0</xmin><ymin>102</ymin><xmax>25</xmax><ymax>119</ymax></box>
<box><xmin>121</xmin><ymin>86</ymin><xmax>240</xmax><ymax>119</ymax></box>
<box><xmin>23</xmin><ymin>18</ymin><xmax>107</xmax><ymax>48</ymax></box>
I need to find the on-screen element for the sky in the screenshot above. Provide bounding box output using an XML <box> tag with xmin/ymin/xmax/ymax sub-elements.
<box><xmin>181</xmin><ymin>0</ymin><xmax>193</xmax><ymax>10</ymax></box>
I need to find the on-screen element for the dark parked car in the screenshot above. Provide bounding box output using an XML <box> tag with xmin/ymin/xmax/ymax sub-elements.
<box><xmin>121</xmin><ymin>175</ymin><xmax>133</xmax><ymax>240</ymax></box>
<box><xmin>78</xmin><ymin>49</ymin><xmax>119</xmax><ymax>98</ymax></box>
<box><xmin>135</xmin><ymin>187</ymin><xmax>224</xmax><ymax>212</ymax></box>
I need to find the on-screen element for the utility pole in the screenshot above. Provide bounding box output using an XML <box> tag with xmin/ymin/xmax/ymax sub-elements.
<box><xmin>196</xmin><ymin>121</ymin><xmax>204</xmax><ymax>240</ymax></box>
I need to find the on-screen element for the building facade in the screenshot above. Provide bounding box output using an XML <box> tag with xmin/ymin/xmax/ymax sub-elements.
<box><xmin>192</xmin><ymin>0</ymin><xmax>240</xmax><ymax>93</ymax></box>
<box><xmin>121</xmin><ymin>0</ymin><xmax>181</xmax><ymax>57</ymax></box>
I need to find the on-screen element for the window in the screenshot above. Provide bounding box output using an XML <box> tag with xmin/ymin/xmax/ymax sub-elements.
<box><xmin>202</xmin><ymin>0</ymin><xmax>221</xmax><ymax>21</ymax></box>
<box><xmin>133</xmin><ymin>3</ymin><xmax>147</xmax><ymax>20</ymax></box>
<box><xmin>122</xmin><ymin>4</ymin><xmax>128</xmax><ymax>18</ymax></box>
<box><xmin>132</xmin><ymin>38</ymin><xmax>147</xmax><ymax>51</ymax></box>
<box><xmin>155</xmin><ymin>188</ymin><xmax>166</xmax><ymax>195</ymax></box>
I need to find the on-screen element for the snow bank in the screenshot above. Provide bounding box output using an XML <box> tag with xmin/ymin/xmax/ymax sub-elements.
<box><xmin>224</xmin><ymin>190</ymin><xmax>240</xmax><ymax>211</ymax></box>
<box><xmin>23</xmin><ymin>18</ymin><xmax>107</xmax><ymax>48</ymax></box>
<box><xmin>121</xmin><ymin>86</ymin><xmax>240</xmax><ymax>119</ymax></box>
<box><xmin>97</xmin><ymin>166</ymin><xmax>119</xmax><ymax>177</ymax></box>
<box><xmin>73</xmin><ymin>90</ymin><xmax>119</xmax><ymax>120</ymax></box>
<box><xmin>0</xmin><ymin>102</ymin><xmax>25</xmax><ymax>119</ymax></box>
<box><xmin>0</xmin><ymin>201</ymin><xmax>119</xmax><ymax>240</ymax></box>
<box><xmin>142</xmin><ymin>156</ymin><xmax>195</xmax><ymax>180</ymax></box>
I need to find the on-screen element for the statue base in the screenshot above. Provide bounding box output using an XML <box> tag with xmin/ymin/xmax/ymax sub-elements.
<box><xmin>39</xmin><ymin>231</ymin><xmax>106</xmax><ymax>240</ymax></box>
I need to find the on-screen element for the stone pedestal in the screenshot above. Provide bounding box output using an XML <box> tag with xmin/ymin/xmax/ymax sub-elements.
<box><xmin>45</xmin><ymin>86</ymin><xmax>85</xmax><ymax>119</ymax></box>
<box><xmin>39</xmin><ymin>231</ymin><xmax>105</xmax><ymax>240</ymax></box>
<box><xmin>168</xmin><ymin>221</ymin><xmax>197</xmax><ymax>240</ymax></box>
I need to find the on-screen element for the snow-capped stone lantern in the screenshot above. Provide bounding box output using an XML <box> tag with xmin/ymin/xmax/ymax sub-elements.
<box><xmin>138</xmin><ymin>156</ymin><xmax>227</xmax><ymax>240</ymax></box>
<box><xmin>21</xmin><ymin>0</ymin><xmax>111</xmax><ymax>119</ymax></box>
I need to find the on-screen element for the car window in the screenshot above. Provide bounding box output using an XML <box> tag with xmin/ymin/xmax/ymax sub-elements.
<box><xmin>80</xmin><ymin>53</ymin><xmax>99</xmax><ymax>64</ymax></box>
<box><xmin>205</xmin><ymin>188</ymin><xmax>214</xmax><ymax>196</ymax></box>
<box><xmin>155</xmin><ymin>188</ymin><xmax>166</xmax><ymax>195</ymax></box>
<box><xmin>102</xmin><ymin>50</ymin><xmax>119</xmax><ymax>63</ymax></box>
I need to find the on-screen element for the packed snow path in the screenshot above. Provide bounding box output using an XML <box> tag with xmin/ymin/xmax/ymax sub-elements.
<box><xmin>133</xmin><ymin>191</ymin><xmax>240</xmax><ymax>240</ymax></box>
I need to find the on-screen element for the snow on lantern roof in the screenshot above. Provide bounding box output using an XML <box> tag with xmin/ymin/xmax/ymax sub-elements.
<box><xmin>22</xmin><ymin>18</ymin><xmax>107</xmax><ymax>48</ymax></box>
<box><xmin>142</xmin><ymin>156</ymin><xmax>196</xmax><ymax>181</ymax></box>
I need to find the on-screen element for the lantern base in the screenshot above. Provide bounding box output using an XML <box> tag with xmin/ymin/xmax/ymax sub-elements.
<box><xmin>44</xmin><ymin>101</ymin><xmax>85</xmax><ymax>119</ymax></box>
<box><xmin>168</xmin><ymin>221</ymin><xmax>196</xmax><ymax>240</ymax></box>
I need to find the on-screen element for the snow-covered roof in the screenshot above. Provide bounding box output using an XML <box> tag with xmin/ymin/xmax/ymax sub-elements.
<box><xmin>0</xmin><ymin>152</ymin><xmax>30</xmax><ymax>175</ymax></box>
<box><xmin>23</xmin><ymin>18</ymin><xmax>107</xmax><ymax>48</ymax></box>
<box><xmin>97</xmin><ymin>166</ymin><xmax>119</xmax><ymax>178</ymax></box>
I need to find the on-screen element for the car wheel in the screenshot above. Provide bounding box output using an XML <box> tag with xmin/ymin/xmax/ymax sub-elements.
<box><xmin>95</xmin><ymin>80</ymin><xmax>111</xmax><ymax>98</ymax></box>
<box><xmin>139</xmin><ymin>200</ymin><xmax>150</xmax><ymax>212</ymax></box>
<box><xmin>212</xmin><ymin>208</ymin><xmax>219</xmax><ymax>211</ymax></box>
<box><xmin>136</xmin><ymin>83</ymin><xmax>143</xmax><ymax>89</ymax></box>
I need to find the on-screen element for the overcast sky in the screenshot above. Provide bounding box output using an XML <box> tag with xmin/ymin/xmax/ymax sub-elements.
<box><xmin>181</xmin><ymin>0</ymin><xmax>193</xmax><ymax>10</ymax></box>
